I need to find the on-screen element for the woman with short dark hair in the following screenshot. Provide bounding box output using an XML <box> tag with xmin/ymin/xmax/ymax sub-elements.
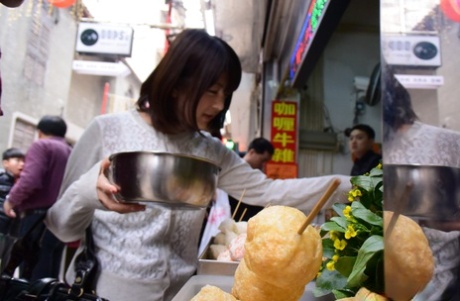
<box><xmin>46</xmin><ymin>29</ymin><xmax>351</xmax><ymax>301</ymax></box>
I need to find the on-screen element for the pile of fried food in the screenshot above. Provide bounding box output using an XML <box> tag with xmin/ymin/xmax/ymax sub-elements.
<box><xmin>192</xmin><ymin>205</ymin><xmax>323</xmax><ymax>301</ymax></box>
<box><xmin>192</xmin><ymin>206</ymin><xmax>435</xmax><ymax>301</ymax></box>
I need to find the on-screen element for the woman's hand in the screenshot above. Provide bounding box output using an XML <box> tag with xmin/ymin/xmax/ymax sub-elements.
<box><xmin>97</xmin><ymin>157</ymin><xmax>146</xmax><ymax>214</ymax></box>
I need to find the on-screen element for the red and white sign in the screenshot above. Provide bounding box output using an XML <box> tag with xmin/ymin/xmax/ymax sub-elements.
<box><xmin>266</xmin><ymin>100</ymin><xmax>299</xmax><ymax>179</ymax></box>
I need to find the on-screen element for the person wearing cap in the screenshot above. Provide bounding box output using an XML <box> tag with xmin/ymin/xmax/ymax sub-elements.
<box><xmin>0</xmin><ymin>147</ymin><xmax>25</xmax><ymax>234</ymax></box>
<box><xmin>3</xmin><ymin>115</ymin><xmax>71</xmax><ymax>280</ymax></box>
<box><xmin>346</xmin><ymin>124</ymin><xmax>381</xmax><ymax>176</ymax></box>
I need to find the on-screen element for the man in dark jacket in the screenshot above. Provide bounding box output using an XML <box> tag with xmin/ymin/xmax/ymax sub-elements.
<box><xmin>0</xmin><ymin>148</ymin><xmax>24</xmax><ymax>234</ymax></box>
<box><xmin>346</xmin><ymin>124</ymin><xmax>381</xmax><ymax>176</ymax></box>
<box><xmin>3</xmin><ymin>115</ymin><xmax>71</xmax><ymax>281</ymax></box>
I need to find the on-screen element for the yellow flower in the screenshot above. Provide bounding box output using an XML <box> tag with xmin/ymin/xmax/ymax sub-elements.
<box><xmin>345</xmin><ymin>224</ymin><xmax>358</xmax><ymax>239</ymax></box>
<box><xmin>352</xmin><ymin>189</ymin><xmax>362</xmax><ymax>197</ymax></box>
<box><xmin>343</xmin><ymin>205</ymin><xmax>352</xmax><ymax>218</ymax></box>
<box><xmin>329</xmin><ymin>230</ymin><xmax>339</xmax><ymax>241</ymax></box>
<box><xmin>332</xmin><ymin>254</ymin><xmax>339</xmax><ymax>262</ymax></box>
<box><xmin>317</xmin><ymin>271</ymin><xmax>322</xmax><ymax>278</ymax></box>
<box><xmin>334</xmin><ymin>239</ymin><xmax>347</xmax><ymax>250</ymax></box>
<box><xmin>326</xmin><ymin>260</ymin><xmax>335</xmax><ymax>271</ymax></box>
<box><xmin>377</xmin><ymin>163</ymin><xmax>382</xmax><ymax>169</ymax></box>
<box><xmin>347</xmin><ymin>188</ymin><xmax>362</xmax><ymax>202</ymax></box>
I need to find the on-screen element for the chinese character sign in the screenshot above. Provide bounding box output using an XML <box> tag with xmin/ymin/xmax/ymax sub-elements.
<box><xmin>266</xmin><ymin>100</ymin><xmax>299</xmax><ymax>179</ymax></box>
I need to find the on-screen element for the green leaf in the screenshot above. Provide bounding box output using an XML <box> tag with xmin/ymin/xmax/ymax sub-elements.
<box><xmin>369</xmin><ymin>167</ymin><xmax>383</xmax><ymax>177</ymax></box>
<box><xmin>322</xmin><ymin>221</ymin><xmax>346</xmax><ymax>233</ymax></box>
<box><xmin>335</xmin><ymin>256</ymin><xmax>356</xmax><ymax>278</ymax></box>
<box><xmin>322</xmin><ymin>238</ymin><xmax>336</xmax><ymax>258</ymax></box>
<box><xmin>314</xmin><ymin>269</ymin><xmax>348</xmax><ymax>297</ymax></box>
<box><xmin>332</xmin><ymin>289</ymin><xmax>356</xmax><ymax>299</ymax></box>
<box><xmin>351</xmin><ymin>202</ymin><xmax>383</xmax><ymax>226</ymax></box>
<box><xmin>330</xmin><ymin>216</ymin><xmax>348</xmax><ymax>230</ymax></box>
<box><xmin>347</xmin><ymin>235</ymin><xmax>384</xmax><ymax>288</ymax></box>
<box><xmin>332</xmin><ymin>203</ymin><xmax>347</xmax><ymax>217</ymax></box>
<box><xmin>351</xmin><ymin>177</ymin><xmax>376</xmax><ymax>192</ymax></box>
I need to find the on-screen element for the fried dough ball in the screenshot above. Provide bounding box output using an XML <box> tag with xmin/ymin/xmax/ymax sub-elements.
<box><xmin>191</xmin><ymin>285</ymin><xmax>238</xmax><ymax>301</ymax></box>
<box><xmin>384</xmin><ymin>211</ymin><xmax>434</xmax><ymax>301</ymax></box>
<box><xmin>232</xmin><ymin>258</ymin><xmax>304</xmax><ymax>301</ymax></box>
<box><xmin>244</xmin><ymin>206</ymin><xmax>322</xmax><ymax>288</ymax></box>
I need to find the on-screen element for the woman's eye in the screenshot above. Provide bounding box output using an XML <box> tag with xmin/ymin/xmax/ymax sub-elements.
<box><xmin>207</xmin><ymin>90</ymin><xmax>218</xmax><ymax>95</ymax></box>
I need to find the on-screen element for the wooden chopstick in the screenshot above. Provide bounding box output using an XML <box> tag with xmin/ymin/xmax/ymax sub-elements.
<box><xmin>297</xmin><ymin>178</ymin><xmax>341</xmax><ymax>235</ymax></box>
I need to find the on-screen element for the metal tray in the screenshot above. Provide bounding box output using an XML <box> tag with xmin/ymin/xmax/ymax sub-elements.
<box><xmin>197</xmin><ymin>237</ymin><xmax>239</xmax><ymax>276</ymax></box>
<box><xmin>172</xmin><ymin>275</ymin><xmax>334</xmax><ymax>301</ymax></box>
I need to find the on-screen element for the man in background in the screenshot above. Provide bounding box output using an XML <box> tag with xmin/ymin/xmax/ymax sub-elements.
<box><xmin>0</xmin><ymin>0</ymin><xmax>25</xmax><ymax>116</ymax></box>
<box><xmin>3</xmin><ymin>115</ymin><xmax>71</xmax><ymax>281</ymax></box>
<box><xmin>229</xmin><ymin>137</ymin><xmax>275</xmax><ymax>221</ymax></box>
<box><xmin>0</xmin><ymin>148</ymin><xmax>24</xmax><ymax>234</ymax></box>
<box><xmin>346</xmin><ymin>124</ymin><xmax>381</xmax><ymax>176</ymax></box>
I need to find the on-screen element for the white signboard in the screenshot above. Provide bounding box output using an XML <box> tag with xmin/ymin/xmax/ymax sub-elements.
<box><xmin>382</xmin><ymin>35</ymin><xmax>441</xmax><ymax>67</ymax></box>
<box><xmin>76</xmin><ymin>22</ymin><xmax>134</xmax><ymax>57</ymax></box>
<box><xmin>72</xmin><ymin>60</ymin><xmax>130</xmax><ymax>77</ymax></box>
<box><xmin>395</xmin><ymin>74</ymin><xmax>444</xmax><ymax>89</ymax></box>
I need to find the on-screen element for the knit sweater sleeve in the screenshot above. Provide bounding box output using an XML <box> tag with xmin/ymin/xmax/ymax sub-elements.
<box><xmin>58</xmin><ymin>119</ymin><xmax>104</xmax><ymax>197</ymax></box>
<box><xmin>216</xmin><ymin>147</ymin><xmax>352</xmax><ymax>213</ymax></box>
<box><xmin>45</xmin><ymin>162</ymin><xmax>103</xmax><ymax>242</ymax></box>
<box><xmin>45</xmin><ymin>119</ymin><xmax>105</xmax><ymax>242</ymax></box>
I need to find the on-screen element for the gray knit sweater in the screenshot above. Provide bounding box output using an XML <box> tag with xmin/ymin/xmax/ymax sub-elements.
<box><xmin>46</xmin><ymin>109</ymin><xmax>350</xmax><ymax>301</ymax></box>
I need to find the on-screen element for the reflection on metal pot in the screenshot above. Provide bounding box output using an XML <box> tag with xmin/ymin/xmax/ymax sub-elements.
<box><xmin>109</xmin><ymin>151</ymin><xmax>219</xmax><ymax>209</ymax></box>
<box><xmin>384</xmin><ymin>164</ymin><xmax>460</xmax><ymax>220</ymax></box>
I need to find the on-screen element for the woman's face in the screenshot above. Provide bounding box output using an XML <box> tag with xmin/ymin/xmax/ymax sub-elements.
<box><xmin>196</xmin><ymin>78</ymin><xmax>227</xmax><ymax>131</ymax></box>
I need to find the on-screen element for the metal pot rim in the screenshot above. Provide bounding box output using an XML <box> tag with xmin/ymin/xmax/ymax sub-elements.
<box><xmin>109</xmin><ymin>151</ymin><xmax>219</xmax><ymax>168</ymax></box>
<box><xmin>384</xmin><ymin>164</ymin><xmax>460</xmax><ymax>169</ymax></box>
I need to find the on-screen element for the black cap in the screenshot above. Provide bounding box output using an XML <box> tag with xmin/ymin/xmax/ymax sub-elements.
<box><xmin>345</xmin><ymin>124</ymin><xmax>375</xmax><ymax>140</ymax></box>
<box><xmin>2</xmin><ymin>148</ymin><xmax>25</xmax><ymax>160</ymax></box>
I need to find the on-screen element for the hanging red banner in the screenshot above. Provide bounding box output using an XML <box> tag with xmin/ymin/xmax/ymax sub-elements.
<box><xmin>266</xmin><ymin>100</ymin><xmax>298</xmax><ymax>179</ymax></box>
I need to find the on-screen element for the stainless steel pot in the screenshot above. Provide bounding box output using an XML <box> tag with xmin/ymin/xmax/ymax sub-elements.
<box><xmin>384</xmin><ymin>164</ymin><xmax>460</xmax><ymax>220</ymax></box>
<box><xmin>109</xmin><ymin>151</ymin><xmax>219</xmax><ymax>209</ymax></box>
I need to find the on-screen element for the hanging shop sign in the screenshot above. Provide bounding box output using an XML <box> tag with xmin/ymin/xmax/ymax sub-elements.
<box><xmin>72</xmin><ymin>60</ymin><xmax>130</xmax><ymax>77</ymax></box>
<box><xmin>287</xmin><ymin>0</ymin><xmax>350</xmax><ymax>87</ymax></box>
<box><xmin>382</xmin><ymin>35</ymin><xmax>442</xmax><ymax>67</ymax></box>
<box><xmin>75</xmin><ymin>22</ymin><xmax>134</xmax><ymax>57</ymax></box>
<box><xmin>48</xmin><ymin>0</ymin><xmax>76</xmax><ymax>8</ymax></box>
<box><xmin>395</xmin><ymin>74</ymin><xmax>444</xmax><ymax>89</ymax></box>
<box><xmin>266</xmin><ymin>100</ymin><xmax>299</xmax><ymax>179</ymax></box>
<box><xmin>289</xmin><ymin>0</ymin><xmax>329</xmax><ymax>81</ymax></box>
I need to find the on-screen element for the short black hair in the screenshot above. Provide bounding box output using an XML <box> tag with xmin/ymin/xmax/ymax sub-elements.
<box><xmin>345</xmin><ymin>124</ymin><xmax>376</xmax><ymax>140</ymax></box>
<box><xmin>137</xmin><ymin>29</ymin><xmax>242</xmax><ymax>135</ymax></box>
<box><xmin>2</xmin><ymin>147</ymin><xmax>25</xmax><ymax>160</ymax></box>
<box><xmin>37</xmin><ymin>115</ymin><xmax>67</xmax><ymax>137</ymax></box>
<box><xmin>248</xmin><ymin>137</ymin><xmax>275</xmax><ymax>155</ymax></box>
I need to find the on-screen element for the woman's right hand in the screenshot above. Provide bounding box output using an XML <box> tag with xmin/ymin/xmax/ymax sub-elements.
<box><xmin>97</xmin><ymin>157</ymin><xmax>146</xmax><ymax>214</ymax></box>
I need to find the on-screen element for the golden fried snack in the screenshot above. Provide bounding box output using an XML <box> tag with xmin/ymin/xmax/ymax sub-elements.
<box><xmin>232</xmin><ymin>258</ymin><xmax>304</xmax><ymax>301</ymax></box>
<box><xmin>244</xmin><ymin>206</ymin><xmax>322</xmax><ymax>288</ymax></box>
<box><xmin>384</xmin><ymin>211</ymin><xmax>434</xmax><ymax>301</ymax></box>
<box><xmin>190</xmin><ymin>285</ymin><xmax>238</xmax><ymax>301</ymax></box>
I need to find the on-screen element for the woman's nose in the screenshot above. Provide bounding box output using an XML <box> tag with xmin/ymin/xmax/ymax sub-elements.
<box><xmin>213</xmin><ymin>95</ymin><xmax>225</xmax><ymax>111</ymax></box>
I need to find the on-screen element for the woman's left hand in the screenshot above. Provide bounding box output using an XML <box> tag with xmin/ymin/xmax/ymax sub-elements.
<box><xmin>97</xmin><ymin>157</ymin><xmax>146</xmax><ymax>214</ymax></box>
